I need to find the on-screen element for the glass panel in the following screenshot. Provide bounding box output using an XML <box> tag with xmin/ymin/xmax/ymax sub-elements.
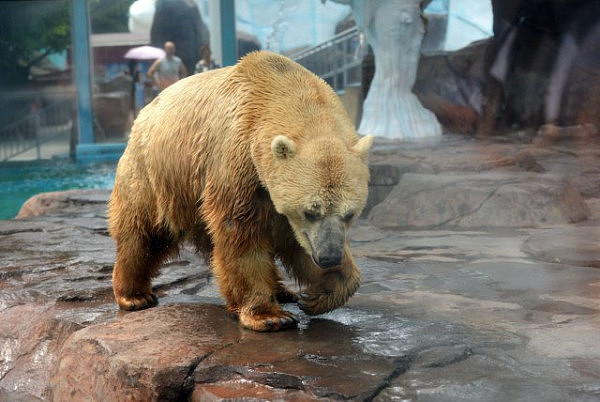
<box><xmin>0</xmin><ymin>0</ymin><xmax>74</xmax><ymax>163</ymax></box>
<box><xmin>2</xmin><ymin>2</ymin><xmax>600</xmax><ymax>400</ymax></box>
<box><xmin>89</xmin><ymin>0</ymin><xmax>137</xmax><ymax>142</ymax></box>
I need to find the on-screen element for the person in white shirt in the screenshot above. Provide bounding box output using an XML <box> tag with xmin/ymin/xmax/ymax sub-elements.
<box><xmin>147</xmin><ymin>41</ymin><xmax>188</xmax><ymax>91</ymax></box>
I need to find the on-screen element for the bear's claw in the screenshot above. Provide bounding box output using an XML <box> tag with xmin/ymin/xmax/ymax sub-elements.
<box><xmin>298</xmin><ymin>291</ymin><xmax>336</xmax><ymax>316</ymax></box>
<box><xmin>116</xmin><ymin>293</ymin><xmax>158</xmax><ymax>311</ymax></box>
<box><xmin>239</xmin><ymin>309</ymin><xmax>298</xmax><ymax>332</ymax></box>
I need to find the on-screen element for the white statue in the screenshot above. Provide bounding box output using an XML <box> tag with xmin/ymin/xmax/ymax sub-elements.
<box><xmin>334</xmin><ymin>0</ymin><xmax>442</xmax><ymax>139</ymax></box>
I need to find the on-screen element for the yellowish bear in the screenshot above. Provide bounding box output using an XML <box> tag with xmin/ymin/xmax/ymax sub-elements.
<box><xmin>108</xmin><ymin>51</ymin><xmax>373</xmax><ymax>331</ymax></box>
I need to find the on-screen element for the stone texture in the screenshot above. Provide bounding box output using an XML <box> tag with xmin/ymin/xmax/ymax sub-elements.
<box><xmin>191</xmin><ymin>316</ymin><xmax>407</xmax><ymax>400</ymax></box>
<box><xmin>52</xmin><ymin>304</ymin><xmax>240</xmax><ymax>401</ymax></box>
<box><xmin>150</xmin><ymin>0</ymin><xmax>209</xmax><ymax>73</ymax></box>
<box><xmin>369</xmin><ymin>172</ymin><xmax>590</xmax><ymax>229</ymax></box>
<box><xmin>16</xmin><ymin>189</ymin><xmax>111</xmax><ymax>219</ymax></box>
<box><xmin>522</xmin><ymin>226</ymin><xmax>600</xmax><ymax>268</ymax></box>
<box><xmin>2</xmin><ymin>134</ymin><xmax>600</xmax><ymax>401</ymax></box>
<box><xmin>535</xmin><ymin>123</ymin><xmax>598</xmax><ymax>146</ymax></box>
<box><xmin>0</xmin><ymin>304</ymin><xmax>82</xmax><ymax>399</ymax></box>
<box><xmin>415</xmin><ymin>40</ymin><xmax>486</xmax><ymax>135</ymax></box>
<box><xmin>0</xmin><ymin>192</ymin><xmax>211</xmax><ymax>400</ymax></box>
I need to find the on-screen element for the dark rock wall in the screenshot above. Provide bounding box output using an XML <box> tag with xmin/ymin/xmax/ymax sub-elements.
<box><xmin>350</xmin><ymin>1</ymin><xmax>600</xmax><ymax>135</ymax></box>
<box><xmin>480</xmin><ymin>0</ymin><xmax>600</xmax><ymax>132</ymax></box>
<box><xmin>150</xmin><ymin>0</ymin><xmax>210</xmax><ymax>73</ymax></box>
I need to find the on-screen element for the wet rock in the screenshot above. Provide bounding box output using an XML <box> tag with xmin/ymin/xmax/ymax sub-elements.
<box><xmin>365</xmin><ymin>161</ymin><xmax>435</xmax><ymax>216</ymax></box>
<box><xmin>0</xmin><ymin>388</ymin><xmax>43</xmax><ymax>402</ymax></box>
<box><xmin>534</xmin><ymin>123</ymin><xmax>598</xmax><ymax>147</ymax></box>
<box><xmin>413</xmin><ymin>345</ymin><xmax>473</xmax><ymax>369</ymax></box>
<box><xmin>514</xmin><ymin>150</ymin><xmax>546</xmax><ymax>173</ymax></box>
<box><xmin>192</xmin><ymin>381</ymin><xmax>326</xmax><ymax>401</ymax></box>
<box><xmin>369</xmin><ymin>164</ymin><xmax>403</xmax><ymax>186</ymax></box>
<box><xmin>57</xmin><ymin>302</ymin><xmax>510</xmax><ymax>401</ymax></box>
<box><xmin>418</xmin><ymin>93</ymin><xmax>480</xmax><ymax>135</ymax></box>
<box><xmin>51</xmin><ymin>303</ymin><xmax>416</xmax><ymax>401</ymax></box>
<box><xmin>193</xmin><ymin>315</ymin><xmax>408</xmax><ymax>400</ymax></box>
<box><xmin>369</xmin><ymin>172</ymin><xmax>590</xmax><ymax>229</ymax></box>
<box><xmin>0</xmin><ymin>303</ymin><xmax>83</xmax><ymax>399</ymax></box>
<box><xmin>1</xmin><ymin>192</ymin><xmax>212</xmax><ymax>400</ymax></box>
<box><xmin>414</xmin><ymin>38</ymin><xmax>487</xmax><ymax>135</ymax></box>
<box><xmin>522</xmin><ymin>226</ymin><xmax>600</xmax><ymax>267</ymax></box>
<box><xmin>377</xmin><ymin>351</ymin><xmax>598</xmax><ymax>402</ymax></box>
<box><xmin>365</xmin><ymin>164</ymin><xmax>401</xmax><ymax>216</ymax></box>
<box><xmin>16</xmin><ymin>189</ymin><xmax>110</xmax><ymax>219</ymax></box>
<box><xmin>3</xmin><ymin>134</ymin><xmax>600</xmax><ymax>400</ymax></box>
<box><xmin>52</xmin><ymin>304</ymin><xmax>240</xmax><ymax>401</ymax></box>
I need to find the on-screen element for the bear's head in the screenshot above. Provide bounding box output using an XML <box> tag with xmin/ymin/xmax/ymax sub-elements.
<box><xmin>263</xmin><ymin>134</ymin><xmax>373</xmax><ymax>269</ymax></box>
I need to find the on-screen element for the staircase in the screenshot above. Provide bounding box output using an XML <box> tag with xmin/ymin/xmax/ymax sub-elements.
<box><xmin>0</xmin><ymin>99</ymin><xmax>74</xmax><ymax>162</ymax></box>
<box><xmin>287</xmin><ymin>27</ymin><xmax>365</xmax><ymax>125</ymax></box>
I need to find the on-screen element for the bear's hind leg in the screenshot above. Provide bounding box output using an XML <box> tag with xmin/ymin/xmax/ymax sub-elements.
<box><xmin>112</xmin><ymin>229</ymin><xmax>178</xmax><ymax>311</ymax></box>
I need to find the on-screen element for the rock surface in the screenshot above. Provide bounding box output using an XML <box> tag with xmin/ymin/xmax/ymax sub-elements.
<box><xmin>369</xmin><ymin>172</ymin><xmax>590</xmax><ymax>229</ymax></box>
<box><xmin>523</xmin><ymin>226</ymin><xmax>600</xmax><ymax>268</ymax></box>
<box><xmin>2</xmin><ymin>134</ymin><xmax>600</xmax><ymax>401</ymax></box>
<box><xmin>150</xmin><ymin>0</ymin><xmax>210</xmax><ymax>73</ymax></box>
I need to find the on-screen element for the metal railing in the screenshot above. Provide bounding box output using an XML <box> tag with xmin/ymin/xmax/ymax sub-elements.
<box><xmin>287</xmin><ymin>27</ymin><xmax>364</xmax><ymax>93</ymax></box>
<box><xmin>0</xmin><ymin>99</ymin><xmax>74</xmax><ymax>162</ymax></box>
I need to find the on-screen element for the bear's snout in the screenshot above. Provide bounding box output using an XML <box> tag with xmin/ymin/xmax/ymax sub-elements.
<box><xmin>306</xmin><ymin>217</ymin><xmax>345</xmax><ymax>269</ymax></box>
<box><xmin>315</xmin><ymin>248</ymin><xmax>343</xmax><ymax>269</ymax></box>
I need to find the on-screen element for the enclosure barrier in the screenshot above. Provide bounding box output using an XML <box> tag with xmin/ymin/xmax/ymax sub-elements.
<box><xmin>0</xmin><ymin>99</ymin><xmax>74</xmax><ymax>162</ymax></box>
<box><xmin>287</xmin><ymin>27</ymin><xmax>364</xmax><ymax>93</ymax></box>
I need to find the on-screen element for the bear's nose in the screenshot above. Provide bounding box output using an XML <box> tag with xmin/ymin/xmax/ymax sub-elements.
<box><xmin>315</xmin><ymin>252</ymin><xmax>342</xmax><ymax>269</ymax></box>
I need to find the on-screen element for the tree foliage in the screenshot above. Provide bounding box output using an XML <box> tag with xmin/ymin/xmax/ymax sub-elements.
<box><xmin>0</xmin><ymin>1</ymin><xmax>71</xmax><ymax>88</ymax></box>
<box><xmin>0</xmin><ymin>0</ymin><xmax>135</xmax><ymax>89</ymax></box>
<box><xmin>90</xmin><ymin>0</ymin><xmax>135</xmax><ymax>34</ymax></box>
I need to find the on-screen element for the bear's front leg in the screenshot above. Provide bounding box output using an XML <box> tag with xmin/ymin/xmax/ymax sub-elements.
<box><xmin>212</xmin><ymin>242</ymin><xmax>298</xmax><ymax>332</ymax></box>
<box><xmin>296</xmin><ymin>246</ymin><xmax>361</xmax><ymax>316</ymax></box>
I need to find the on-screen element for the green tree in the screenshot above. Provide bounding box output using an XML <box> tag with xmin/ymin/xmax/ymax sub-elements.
<box><xmin>90</xmin><ymin>0</ymin><xmax>136</xmax><ymax>34</ymax></box>
<box><xmin>0</xmin><ymin>0</ymin><xmax>135</xmax><ymax>89</ymax></box>
<box><xmin>0</xmin><ymin>1</ymin><xmax>71</xmax><ymax>88</ymax></box>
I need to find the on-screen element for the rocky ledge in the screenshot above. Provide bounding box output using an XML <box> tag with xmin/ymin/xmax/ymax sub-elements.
<box><xmin>2</xmin><ymin>131</ymin><xmax>600</xmax><ymax>401</ymax></box>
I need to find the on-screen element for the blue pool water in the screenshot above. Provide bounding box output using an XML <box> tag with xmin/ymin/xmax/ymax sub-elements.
<box><xmin>0</xmin><ymin>160</ymin><xmax>117</xmax><ymax>220</ymax></box>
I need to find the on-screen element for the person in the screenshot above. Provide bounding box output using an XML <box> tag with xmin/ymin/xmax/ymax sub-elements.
<box><xmin>147</xmin><ymin>41</ymin><xmax>188</xmax><ymax>92</ymax></box>
<box><xmin>194</xmin><ymin>45</ymin><xmax>218</xmax><ymax>74</ymax></box>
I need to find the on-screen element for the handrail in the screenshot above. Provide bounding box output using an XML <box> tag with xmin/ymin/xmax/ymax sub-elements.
<box><xmin>0</xmin><ymin>99</ymin><xmax>74</xmax><ymax>162</ymax></box>
<box><xmin>288</xmin><ymin>26</ymin><xmax>364</xmax><ymax>93</ymax></box>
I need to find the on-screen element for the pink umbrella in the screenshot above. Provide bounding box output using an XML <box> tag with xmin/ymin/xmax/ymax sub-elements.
<box><xmin>124</xmin><ymin>45</ymin><xmax>165</xmax><ymax>60</ymax></box>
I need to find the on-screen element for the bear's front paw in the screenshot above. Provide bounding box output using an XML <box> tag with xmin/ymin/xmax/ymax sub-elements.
<box><xmin>299</xmin><ymin>265</ymin><xmax>360</xmax><ymax>315</ymax></box>
<box><xmin>116</xmin><ymin>292</ymin><xmax>158</xmax><ymax>311</ymax></box>
<box><xmin>297</xmin><ymin>291</ymin><xmax>339</xmax><ymax>316</ymax></box>
<box><xmin>239</xmin><ymin>308</ymin><xmax>298</xmax><ymax>332</ymax></box>
<box><xmin>298</xmin><ymin>280</ymin><xmax>359</xmax><ymax>315</ymax></box>
<box><xmin>275</xmin><ymin>286</ymin><xmax>299</xmax><ymax>304</ymax></box>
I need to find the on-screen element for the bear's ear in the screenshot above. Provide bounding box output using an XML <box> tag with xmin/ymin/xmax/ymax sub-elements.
<box><xmin>352</xmin><ymin>134</ymin><xmax>373</xmax><ymax>159</ymax></box>
<box><xmin>271</xmin><ymin>135</ymin><xmax>296</xmax><ymax>159</ymax></box>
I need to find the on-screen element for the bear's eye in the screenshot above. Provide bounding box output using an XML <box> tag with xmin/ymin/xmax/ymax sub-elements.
<box><xmin>304</xmin><ymin>210</ymin><xmax>322</xmax><ymax>222</ymax></box>
<box><xmin>342</xmin><ymin>212</ymin><xmax>355</xmax><ymax>222</ymax></box>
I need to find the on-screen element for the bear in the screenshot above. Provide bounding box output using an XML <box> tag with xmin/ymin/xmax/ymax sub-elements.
<box><xmin>108</xmin><ymin>50</ymin><xmax>373</xmax><ymax>332</ymax></box>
